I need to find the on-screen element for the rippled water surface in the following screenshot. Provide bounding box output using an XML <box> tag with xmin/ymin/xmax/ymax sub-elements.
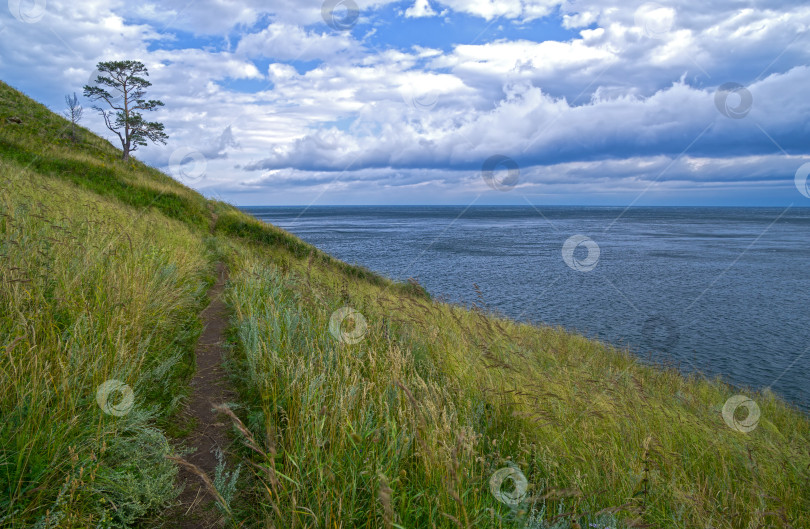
<box><xmin>243</xmin><ymin>206</ymin><xmax>810</xmax><ymax>410</ymax></box>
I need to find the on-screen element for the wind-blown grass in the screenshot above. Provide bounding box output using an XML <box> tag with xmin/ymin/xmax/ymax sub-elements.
<box><xmin>223</xmin><ymin>243</ymin><xmax>810</xmax><ymax>528</ymax></box>
<box><xmin>0</xmin><ymin>158</ymin><xmax>211</xmax><ymax>526</ymax></box>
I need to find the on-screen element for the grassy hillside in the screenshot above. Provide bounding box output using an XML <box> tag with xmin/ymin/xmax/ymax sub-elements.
<box><xmin>1</xmin><ymin>79</ymin><xmax>808</xmax><ymax>528</ymax></box>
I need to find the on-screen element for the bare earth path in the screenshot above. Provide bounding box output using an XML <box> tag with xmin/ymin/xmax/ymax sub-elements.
<box><xmin>170</xmin><ymin>260</ymin><xmax>235</xmax><ymax>528</ymax></box>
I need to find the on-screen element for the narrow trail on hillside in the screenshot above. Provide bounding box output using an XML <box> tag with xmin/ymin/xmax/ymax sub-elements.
<box><xmin>168</xmin><ymin>258</ymin><xmax>236</xmax><ymax>528</ymax></box>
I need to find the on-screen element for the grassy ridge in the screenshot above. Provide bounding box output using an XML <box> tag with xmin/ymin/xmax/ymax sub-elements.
<box><xmin>222</xmin><ymin>235</ymin><xmax>810</xmax><ymax>528</ymax></box>
<box><xmin>214</xmin><ymin>206</ymin><xmax>430</xmax><ymax>298</ymax></box>
<box><xmin>0</xmin><ymin>107</ymin><xmax>209</xmax><ymax>231</ymax></box>
<box><xmin>1</xmin><ymin>79</ymin><xmax>809</xmax><ymax>528</ymax></box>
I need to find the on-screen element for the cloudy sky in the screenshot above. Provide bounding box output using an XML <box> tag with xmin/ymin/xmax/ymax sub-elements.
<box><xmin>1</xmin><ymin>0</ymin><xmax>809</xmax><ymax>205</ymax></box>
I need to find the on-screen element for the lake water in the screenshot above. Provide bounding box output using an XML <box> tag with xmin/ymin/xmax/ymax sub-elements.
<box><xmin>243</xmin><ymin>206</ymin><xmax>810</xmax><ymax>411</ymax></box>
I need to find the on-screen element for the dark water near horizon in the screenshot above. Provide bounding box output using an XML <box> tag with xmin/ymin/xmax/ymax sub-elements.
<box><xmin>243</xmin><ymin>206</ymin><xmax>810</xmax><ymax>411</ymax></box>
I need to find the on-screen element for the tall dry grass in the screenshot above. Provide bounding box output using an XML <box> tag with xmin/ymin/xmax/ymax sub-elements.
<box><xmin>222</xmin><ymin>238</ymin><xmax>810</xmax><ymax>528</ymax></box>
<box><xmin>0</xmin><ymin>161</ymin><xmax>212</xmax><ymax>527</ymax></box>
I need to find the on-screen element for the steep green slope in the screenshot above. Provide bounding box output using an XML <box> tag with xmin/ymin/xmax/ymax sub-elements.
<box><xmin>1</xmin><ymin>80</ymin><xmax>808</xmax><ymax>529</ymax></box>
<box><xmin>0</xmin><ymin>80</ymin><xmax>215</xmax><ymax>527</ymax></box>
<box><xmin>0</xmin><ymin>79</ymin><xmax>422</xmax><ymax>527</ymax></box>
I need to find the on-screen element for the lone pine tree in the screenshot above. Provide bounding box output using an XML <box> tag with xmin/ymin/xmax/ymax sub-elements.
<box><xmin>84</xmin><ymin>60</ymin><xmax>168</xmax><ymax>161</ymax></box>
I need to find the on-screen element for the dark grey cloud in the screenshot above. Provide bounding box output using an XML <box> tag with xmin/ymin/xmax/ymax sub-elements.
<box><xmin>243</xmin><ymin>66</ymin><xmax>810</xmax><ymax>172</ymax></box>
